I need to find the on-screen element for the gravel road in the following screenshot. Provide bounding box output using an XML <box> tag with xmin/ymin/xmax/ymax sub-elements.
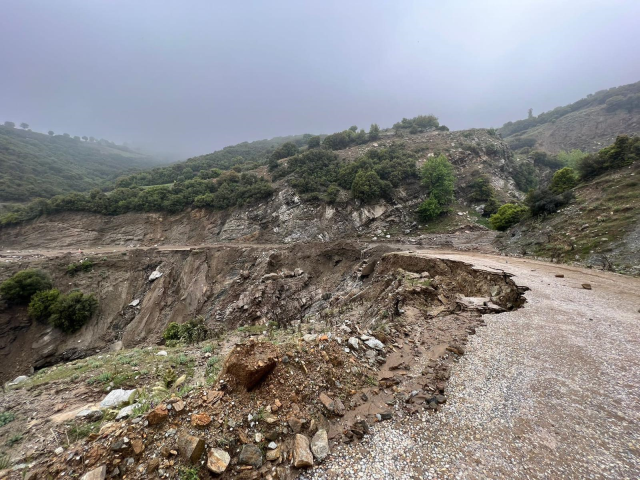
<box><xmin>307</xmin><ymin>252</ymin><xmax>640</xmax><ymax>480</ymax></box>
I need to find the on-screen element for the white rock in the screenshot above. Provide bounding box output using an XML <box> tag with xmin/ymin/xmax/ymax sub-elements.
<box><xmin>156</xmin><ymin>350</ymin><xmax>168</xmax><ymax>356</ymax></box>
<box><xmin>303</xmin><ymin>334</ymin><xmax>317</xmax><ymax>342</ymax></box>
<box><xmin>8</xmin><ymin>375</ymin><xmax>28</xmax><ymax>386</ymax></box>
<box><xmin>128</xmin><ymin>299</ymin><xmax>140</xmax><ymax>307</ymax></box>
<box><xmin>55</xmin><ymin>447</ymin><xmax>64</xmax><ymax>455</ymax></box>
<box><xmin>99</xmin><ymin>389</ymin><xmax>137</xmax><ymax>409</ymax></box>
<box><xmin>365</xmin><ymin>338</ymin><xmax>385</xmax><ymax>350</ymax></box>
<box><xmin>348</xmin><ymin>337</ymin><xmax>360</xmax><ymax>350</ymax></box>
<box><xmin>116</xmin><ymin>404</ymin><xmax>137</xmax><ymax>420</ymax></box>
<box><xmin>267</xmin><ymin>441</ymin><xmax>278</xmax><ymax>450</ymax></box>
<box><xmin>148</xmin><ymin>270</ymin><xmax>163</xmax><ymax>281</ymax></box>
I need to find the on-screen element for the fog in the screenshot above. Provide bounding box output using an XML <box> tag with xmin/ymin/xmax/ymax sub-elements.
<box><xmin>1</xmin><ymin>0</ymin><xmax>639</xmax><ymax>158</ymax></box>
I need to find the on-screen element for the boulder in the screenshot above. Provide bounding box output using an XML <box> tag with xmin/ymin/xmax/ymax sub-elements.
<box><xmin>311</xmin><ymin>429</ymin><xmax>329</xmax><ymax>463</ymax></box>
<box><xmin>319</xmin><ymin>392</ymin><xmax>345</xmax><ymax>416</ymax></box>
<box><xmin>223</xmin><ymin>342</ymin><xmax>278</xmax><ymax>389</ymax></box>
<box><xmin>148</xmin><ymin>270</ymin><xmax>163</xmax><ymax>281</ymax></box>
<box><xmin>115</xmin><ymin>404</ymin><xmax>136</xmax><ymax>420</ymax></box>
<box><xmin>207</xmin><ymin>448</ymin><xmax>230</xmax><ymax>474</ymax></box>
<box><xmin>81</xmin><ymin>465</ymin><xmax>106</xmax><ymax>480</ymax></box>
<box><xmin>99</xmin><ymin>389</ymin><xmax>137</xmax><ymax>409</ymax></box>
<box><xmin>238</xmin><ymin>444</ymin><xmax>263</xmax><ymax>468</ymax></box>
<box><xmin>293</xmin><ymin>434</ymin><xmax>313</xmax><ymax>468</ymax></box>
<box><xmin>76</xmin><ymin>408</ymin><xmax>104</xmax><ymax>422</ymax></box>
<box><xmin>177</xmin><ymin>432</ymin><xmax>205</xmax><ymax>464</ymax></box>
<box><xmin>8</xmin><ymin>375</ymin><xmax>28</xmax><ymax>386</ymax></box>
<box><xmin>365</xmin><ymin>338</ymin><xmax>385</xmax><ymax>350</ymax></box>
<box><xmin>191</xmin><ymin>413</ymin><xmax>212</xmax><ymax>428</ymax></box>
<box><xmin>147</xmin><ymin>405</ymin><xmax>168</xmax><ymax>426</ymax></box>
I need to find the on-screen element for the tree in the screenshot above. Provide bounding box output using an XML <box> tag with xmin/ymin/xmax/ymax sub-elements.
<box><xmin>20</xmin><ymin>122</ymin><xmax>29</xmax><ymax>130</ymax></box>
<box><xmin>550</xmin><ymin>167</ymin><xmax>578</xmax><ymax>193</ymax></box>
<box><xmin>82</xmin><ymin>136</ymin><xmax>88</xmax><ymax>141</ymax></box>
<box><xmin>351</xmin><ymin>170</ymin><xmax>383</xmax><ymax>202</ymax></box>
<box><xmin>48</xmin><ymin>291</ymin><xmax>98</xmax><ymax>333</ymax></box>
<box><xmin>528</xmin><ymin>108</ymin><xmax>533</xmax><ymax>119</ymax></box>
<box><xmin>73</xmin><ymin>136</ymin><xmax>80</xmax><ymax>141</ymax></box>
<box><xmin>307</xmin><ymin>136</ymin><xmax>321</xmax><ymax>149</ymax></box>
<box><xmin>369</xmin><ymin>124</ymin><xmax>380</xmax><ymax>141</ymax></box>
<box><xmin>348</xmin><ymin>125</ymin><xmax>358</xmax><ymax>132</ymax></box>
<box><xmin>417</xmin><ymin>196</ymin><xmax>442</xmax><ymax>221</ymax></box>
<box><xmin>489</xmin><ymin>204</ymin><xmax>528</xmax><ymax>231</ymax></box>
<box><xmin>63</xmin><ymin>133</ymin><xmax>70</xmax><ymax>138</ymax></box>
<box><xmin>89</xmin><ymin>136</ymin><xmax>95</xmax><ymax>142</ymax></box>
<box><xmin>48</xmin><ymin>131</ymin><xmax>54</xmax><ymax>136</ymax></box>
<box><xmin>0</xmin><ymin>269</ymin><xmax>53</xmax><ymax>305</ymax></box>
<box><xmin>28</xmin><ymin>289</ymin><xmax>61</xmax><ymax>323</ymax></box>
<box><xmin>270</xmin><ymin>142</ymin><xmax>298</xmax><ymax>161</ymax></box>
<box><xmin>420</xmin><ymin>155</ymin><xmax>455</xmax><ymax>206</ymax></box>
<box><xmin>3</xmin><ymin>121</ymin><xmax>15</xmax><ymax>128</ymax></box>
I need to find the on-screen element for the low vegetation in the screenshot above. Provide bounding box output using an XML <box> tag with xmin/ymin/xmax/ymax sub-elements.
<box><xmin>163</xmin><ymin>317</ymin><xmax>209</xmax><ymax>345</ymax></box>
<box><xmin>28</xmin><ymin>289</ymin><xmax>98</xmax><ymax>333</ymax></box>
<box><xmin>417</xmin><ymin>155</ymin><xmax>455</xmax><ymax>221</ymax></box>
<box><xmin>0</xmin><ymin>269</ymin><xmax>53</xmax><ymax>305</ymax></box>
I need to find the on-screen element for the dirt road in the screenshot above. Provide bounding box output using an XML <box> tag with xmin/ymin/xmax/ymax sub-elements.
<box><xmin>308</xmin><ymin>251</ymin><xmax>640</xmax><ymax>479</ymax></box>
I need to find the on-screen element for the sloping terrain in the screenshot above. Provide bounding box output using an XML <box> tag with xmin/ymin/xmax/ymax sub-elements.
<box><xmin>0</xmin><ymin>126</ymin><xmax>159</xmax><ymax>202</ymax></box>
<box><xmin>500</xmin><ymin>80</ymin><xmax>640</xmax><ymax>154</ymax></box>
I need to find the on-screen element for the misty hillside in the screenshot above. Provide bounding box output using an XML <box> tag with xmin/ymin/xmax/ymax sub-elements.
<box><xmin>500</xmin><ymin>80</ymin><xmax>640</xmax><ymax>153</ymax></box>
<box><xmin>0</xmin><ymin>125</ymin><xmax>161</xmax><ymax>202</ymax></box>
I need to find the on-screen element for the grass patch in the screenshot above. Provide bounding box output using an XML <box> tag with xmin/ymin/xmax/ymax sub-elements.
<box><xmin>5</xmin><ymin>434</ymin><xmax>23</xmax><ymax>447</ymax></box>
<box><xmin>0</xmin><ymin>411</ymin><xmax>15</xmax><ymax>427</ymax></box>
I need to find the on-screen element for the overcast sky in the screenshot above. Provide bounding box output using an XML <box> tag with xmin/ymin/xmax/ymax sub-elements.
<box><xmin>1</xmin><ymin>0</ymin><xmax>639</xmax><ymax>158</ymax></box>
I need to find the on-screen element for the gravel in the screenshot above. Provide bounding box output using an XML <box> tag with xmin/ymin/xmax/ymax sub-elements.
<box><xmin>306</xmin><ymin>253</ymin><xmax>640</xmax><ymax>479</ymax></box>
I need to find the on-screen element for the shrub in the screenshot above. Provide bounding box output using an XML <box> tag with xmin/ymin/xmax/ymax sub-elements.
<box><xmin>368</xmin><ymin>124</ymin><xmax>380</xmax><ymax>140</ymax></box>
<box><xmin>352</xmin><ymin>170</ymin><xmax>383</xmax><ymax>202</ymax></box>
<box><xmin>325</xmin><ymin>184</ymin><xmax>340</xmax><ymax>203</ymax></box>
<box><xmin>307</xmin><ymin>136</ymin><xmax>321</xmax><ymax>149</ymax></box>
<box><xmin>512</xmin><ymin>161</ymin><xmax>538</xmax><ymax>192</ymax></box>
<box><xmin>49</xmin><ymin>291</ymin><xmax>98</xmax><ymax>333</ymax></box>
<box><xmin>531</xmin><ymin>151</ymin><xmax>564</xmax><ymax>170</ymax></box>
<box><xmin>550</xmin><ymin>167</ymin><xmax>578</xmax><ymax>193</ymax></box>
<box><xmin>526</xmin><ymin>188</ymin><xmax>573</xmax><ymax>216</ymax></box>
<box><xmin>66</xmin><ymin>259</ymin><xmax>94</xmax><ymax>276</ymax></box>
<box><xmin>556</xmin><ymin>149</ymin><xmax>588</xmax><ymax>169</ymax></box>
<box><xmin>0</xmin><ymin>411</ymin><xmax>15</xmax><ymax>427</ymax></box>
<box><xmin>489</xmin><ymin>204</ymin><xmax>528</xmax><ymax>231</ymax></box>
<box><xmin>0</xmin><ymin>269</ymin><xmax>53</xmax><ymax>305</ymax></box>
<box><xmin>508</xmin><ymin>137</ymin><xmax>536</xmax><ymax>150</ymax></box>
<box><xmin>469</xmin><ymin>176</ymin><xmax>494</xmax><ymax>202</ymax></box>
<box><xmin>270</xmin><ymin>142</ymin><xmax>298</xmax><ymax>161</ymax></box>
<box><xmin>577</xmin><ymin>135</ymin><xmax>639</xmax><ymax>180</ymax></box>
<box><xmin>163</xmin><ymin>317</ymin><xmax>209</xmax><ymax>344</ymax></box>
<box><xmin>417</xmin><ymin>196</ymin><xmax>442</xmax><ymax>221</ymax></box>
<box><xmin>420</xmin><ymin>155</ymin><xmax>455</xmax><ymax>206</ymax></box>
<box><xmin>27</xmin><ymin>289</ymin><xmax>61</xmax><ymax>323</ymax></box>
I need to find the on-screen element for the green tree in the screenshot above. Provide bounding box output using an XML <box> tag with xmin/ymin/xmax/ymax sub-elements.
<box><xmin>489</xmin><ymin>204</ymin><xmax>528</xmax><ymax>231</ymax></box>
<box><xmin>48</xmin><ymin>131</ymin><xmax>54</xmax><ymax>136</ymax></box>
<box><xmin>49</xmin><ymin>291</ymin><xmax>98</xmax><ymax>333</ymax></box>
<box><xmin>417</xmin><ymin>196</ymin><xmax>442</xmax><ymax>221</ymax></box>
<box><xmin>369</xmin><ymin>124</ymin><xmax>380</xmax><ymax>141</ymax></box>
<box><xmin>307</xmin><ymin>136</ymin><xmax>321</xmax><ymax>149</ymax></box>
<box><xmin>20</xmin><ymin>122</ymin><xmax>29</xmax><ymax>130</ymax></box>
<box><xmin>270</xmin><ymin>142</ymin><xmax>298</xmax><ymax>161</ymax></box>
<box><xmin>420</xmin><ymin>155</ymin><xmax>455</xmax><ymax>206</ymax></box>
<box><xmin>82</xmin><ymin>135</ymin><xmax>88</xmax><ymax>141</ymax></box>
<box><xmin>0</xmin><ymin>269</ymin><xmax>53</xmax><ymax>305</ymax></box>
<box><xmin>28</xmin><ymin>289</ymin><xmax>61</xmax><ymax>323</ymax></box>
<box><xmin>352</xmin><ymin>170</ymin><xmax>383</xmax><ymax>202</ymax></box>
<box><xmin>4</xmin><ymin>121</ymin><xmax>15</xmax><ymax>128</ymax></box>
<box><xmin>348</xmin><ymin>125</ymin><xmax>358</xmax><ymax>132</ymax></box>
<box><xmin>550</xmin><ymin>167</ymin><xmax>578</xmax><ymax>193</ymax></box>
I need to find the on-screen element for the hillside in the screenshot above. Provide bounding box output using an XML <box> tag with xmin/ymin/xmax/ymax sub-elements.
<box><xmin>500</xmin><ymin>80</ymin><xmax>640</xmax><ymax>153</ymax></box>
<box><xmin>0</xmin><ymin>125</ymin><xmax>160</xmax><ymax>202</ymax></box>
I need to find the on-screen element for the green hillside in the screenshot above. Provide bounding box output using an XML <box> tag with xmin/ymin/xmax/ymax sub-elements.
<box><xmin>0</xmin><ymin>125</ymin><xmax>159</xmax><ymax>202</ymax></box>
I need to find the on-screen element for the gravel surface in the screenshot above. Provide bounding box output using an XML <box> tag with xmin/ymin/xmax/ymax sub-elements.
<box><xmin>306</xmin><ymin>253</ymin><xmax>640</xmax><ymax>480</ymax></box>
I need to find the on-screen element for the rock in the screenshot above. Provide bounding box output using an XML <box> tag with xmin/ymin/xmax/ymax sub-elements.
<box><xmin>294</xmin><ymin>268</ymin><xmax>304</xmax><ymax>276</ymax></box>
<box><xmin>365</xmin><ymin>338</ymin><xmax>385</xmax><ymax>350</ymax></box>
<box><xmin>156</xmin><ymin>350</ymin><xmax>167</xmax><ymax>356</ymax></box>
<box><xmin>148</xmin><ymin>270</ymin><xmax>163</xmax><ymax>281</ymax></box>
<box><xmin>238</xmin><ymin>444</ymin><xmax>263</xmax><ymax>469</ymax></box>
<box><xmin>311</xmin><ymin>429</ymin><xmax>329</xmax><ymax>462</ymax></box>
<box><xmin>76</xmin><ymin>408</ymin><xmax>104</xmax><ymax>422</ymax></box>
<box><xmin>99</xmin><ymin>389</ymin><xmax>137</xmax><ymax>409</ymax></box>
<box><xmin>8</xmin><ymin>375</ymin><xmax>28</xmax><ymax>386</ymax></box>
<box><xmin>266</xmin><ymin>446</ymin><xmax>280</xmax><ymax>462</ymax></box>
<box><xmin>319</xmin><ymin>392</ymin><xmax>345</xmax><ymax>416</ymax></box>
<box><xmin>177</xmin><ymin>432</ymin><xmax>205</xmax><ymax>464</ymax></box>
<box><xmin>131</xmin><ymin>439</ymin><xmax>144</xmax><ymax>455</ymax></box>
<box><xmin>348</xmin><ymin>337</ymin><xmax>360</xmax><ymax>350</ymax></box>
<box><xmin>303</xmin><ymin>334</ymin><xmax>317</xmax><ymax>343</ymax></box>
<box><xmin>293</xmin><ymin>434</ymin><xmax>314</xmax><ymax>468</ymax></box>
<box><xmin>191</xmin><ymin>413</ymin><xmax>212</xmax><ymax>427</ymax></box>
<box><xmin>173</xmin><ymin>399</ymin><xmax>185</xmax><ymax>412</ymax></box>
<box><xmin>55</xmin><ymin>446</ymin><xmax>64</xmax><ymax>455</ymax></box>
<box><xmin>223</xmin><ymin>342</ymin><xmax>278</xmax><ymax>389</ymax></box>
<box><xmin>350</xmin><ymin>419</ymin><xmax>369</xmax><ymax>439</ymax></box>
<box><xmin>147</xmin><ymin>405</ymin><xmax>168</xmax><ymax>425</ymax></box>
<box><xmin>128</xmin><ymin>299</ymin><xmax>140</xmax><ymax>307</ymax></box>
<box><xmin>115</xmin><ymin>404</ymin><xmax>136</xmax><ymax>420</ymax></box>
<box><xmin>555</xmin><ymin>274</ymin><xmax>564</xmax><ymax>278</ymax></box>
<box><xmin>282</xmin><ymin>269</ymin><xmax>295</xmax><ymax>278</ymax></box>
<box><xmin>582</xmin><ymin>283</ymin><xmax>592</xmax><ymax>290</ymax></box>
<box><xmin>288</xmin><ymin>418</ymin><xmax>303</xmax><ymax>433</ymax></box>
<box><xmin>147</xmin><ymin>458</ymin><xmax>160</xmax><ymax>473</ymax></box>
<box><xmin>81</xmin><ymin>465</ymin><xmax>106</xmax><ymax>480</ymax></box>
<box><xmin>267</xmin><ymin>442</ymin><xmax>278</xmax><ymax>450</ymax></box>
<box><xmin>207</xmin><ymin>448</ymin><xmax>230</xmax><ymax>474</ymax></box>
<box><xmin>261</xmin><ymin>273</ymin><xmax>280</xmax><ymax>282</ymax></box>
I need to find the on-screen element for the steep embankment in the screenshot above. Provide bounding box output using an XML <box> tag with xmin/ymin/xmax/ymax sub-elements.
<box><xmin>500</xmin><ymin>80</ymin><xmax>640</xmax><ymax>154</ymax></box>
<box><xmin>496</xmin><ymin>159</ymin><xmax>640</xmax><ymax>275</ymax></box>
<box><xmin>0</xmin><ymin>129</ymin><xmax>540</xmax><ymax>249</ymax></box>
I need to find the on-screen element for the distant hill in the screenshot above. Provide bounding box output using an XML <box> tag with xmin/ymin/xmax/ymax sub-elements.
<box><xmin>0</xmin><ymin>125</ymin><xmax>161</xmax><ymax>202</ymax></box>
<box><xmin>500</xmin><ymin>81</ymin><xmax>640</xmax><ymax>153</ymax></box>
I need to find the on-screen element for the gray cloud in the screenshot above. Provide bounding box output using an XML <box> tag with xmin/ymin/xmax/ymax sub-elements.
<box><xmin>1</xmin><ymin>0</ymin><xmax>639</xmax><ymax>158</ymax></box>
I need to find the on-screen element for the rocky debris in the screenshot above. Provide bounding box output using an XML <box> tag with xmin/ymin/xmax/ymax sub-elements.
<box><xmin>99</xmin><ymin>389</ymin><xmax>137</xmax><ymax>409</ymax></box>
<box><xmin>207</xmin><ymin>448</ymin><xmax>230</xmax><ymax>474</ymax></box>
<box><xmin>582</xmin><ymin>283</ymin><xmax>592</xmax><ymax>290</ymax></box>
<box><xmin>238</xmin><ymin>444</ymin><xmax>263</xmax><ymax>468</ymax></box>
<box><xmin>311</xmin><ymin>429</ymin><xmax>330</xmax><ymax>463</ymax></box>
<box><xmin>177</xmin><ymin>432</ymin><xmax>205</xmax><ymax>464</ymax></box>
<box><xmin>76</xmin><ymin>408</ymin><xmax>104</xmax><ymax>422</ymax></box>
<box><xmin>350</xmin><ymin>419</ymin><xmax>370</xmax><ymax>439</ymax></box>
<box><xmin>293</xmin><ymin>434</ymin><xmax>314</xmax><ymax>468</ymax></box>
<box><xmin>363</xmin><ymin>337</ymin><xmax>385</xmax><ymax>350</ymax></box>
<box><xmin>147</xmin><ymin>405</ymin><xmax>168</xmax><ymax>425</ymax></box>
<box><xmin>223</xmin><ymin>341</ymin><xmax>278</xmax><ymax>389</ymax></box>
<box><xmin>148</xmin><ymin>269</ymin><xmax>163</xmax><ymax>281</ymax></box>
<box><xmin>319</xmin><ymin>392</ymin><xmax>345</xmax><ymax>416</ymax></box>
<box><xmin>190</xmin><ymin>412</ymin><xmax>212</xmax><ymax>427</ymax></box>
<box><xmin>81</xmin><ymin>465</ymin><xmax>106</xmax><ymax>480</ymax></box>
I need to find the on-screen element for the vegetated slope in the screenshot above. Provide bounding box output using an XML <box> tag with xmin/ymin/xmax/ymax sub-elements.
<box><xmin>497</xmin><ymin>149</ymin><xmax>640</xmax><ymax>275</ymax></box>
<box><xmin>0</xmin><ymin>126</ymin><xmax>547</xmax><ymax>248</ymax></box>
<box><xmin>500</xmin><ymin>80</ymin><xmax>640</xmax><ymax>154</ymax></box>
<box><xmin>0</xmin><ymin>125</ymin><xmax>160</xmax><ymax>202</ymax></box>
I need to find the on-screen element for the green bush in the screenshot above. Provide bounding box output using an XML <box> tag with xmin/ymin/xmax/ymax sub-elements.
<box><xmin>577</xmin><ymin>135</ymin><xmax>639</xmax><ymax>180</ymax></box>
<box><xmin>307</xmin><ymin>136</ymin><xmax>321</xmax><ymax>149</ymax></box>
<box><xmin>512</xmin><ymin>161</ymin><xmax>538</xmax><ymax>192</ymax></box>
<box><xmin>49</xmin><ymin>291</ymin><xmax>98</xmax><ymax>333</ymax></box>
<box><xmin>27</xmin><ymin>289</ymin><xmax>61</xmax><ymax>323</ymax></box>
<box><xmin>352</xmin><ymin>170</ymin><xmax>383</xmax><ymax>202</ymax></box>
<box><xmin>270</xmin><ymin>142</ymin><xmax>298</xmax><ymax>161</ymax></box>
<box><xmin>550</xmin><ymin>167</ymin><xmax>578</xmax><ymax>193</ymax></box>
<box><xmin>489</xmin><ymin>204</ymin><xmax>528</xmax><ymax>231</ymax></box>
<box><xmin>526</xmin><ymin>188</ymin><xmax>573</xmax><ymax>216</ymax></box>
<box><xmin>66</xmin><ymin>259</ymin><xmax>94</xmax><ymax>276</ymax></box>
<box><xmin>163</xmin><ymin>317</ymin><xmax>209</xmax><ymax>345</ymax></box>
<box><xmin>0</xmin><ymin>411</ymin><xmax>15</xmax><ymax>427</ymax></box>
<box><xmin>369</xmin><ymin>124</ymin><xmax>380</xmax><ymax>140</ymax></box>
<box><xmin>417</xmin><ymin>196</ymin><xmax>442</xmax><ymax>221</ymax></box>
<box><xmin>0</xmin><ymin>269</ymin><xmax>53</xmax><ymax>305</ymax></box>
<box><xmin>420</xmin><ymin>155</ymin><xmax>455</xmax><ymax>206</ymax></box>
